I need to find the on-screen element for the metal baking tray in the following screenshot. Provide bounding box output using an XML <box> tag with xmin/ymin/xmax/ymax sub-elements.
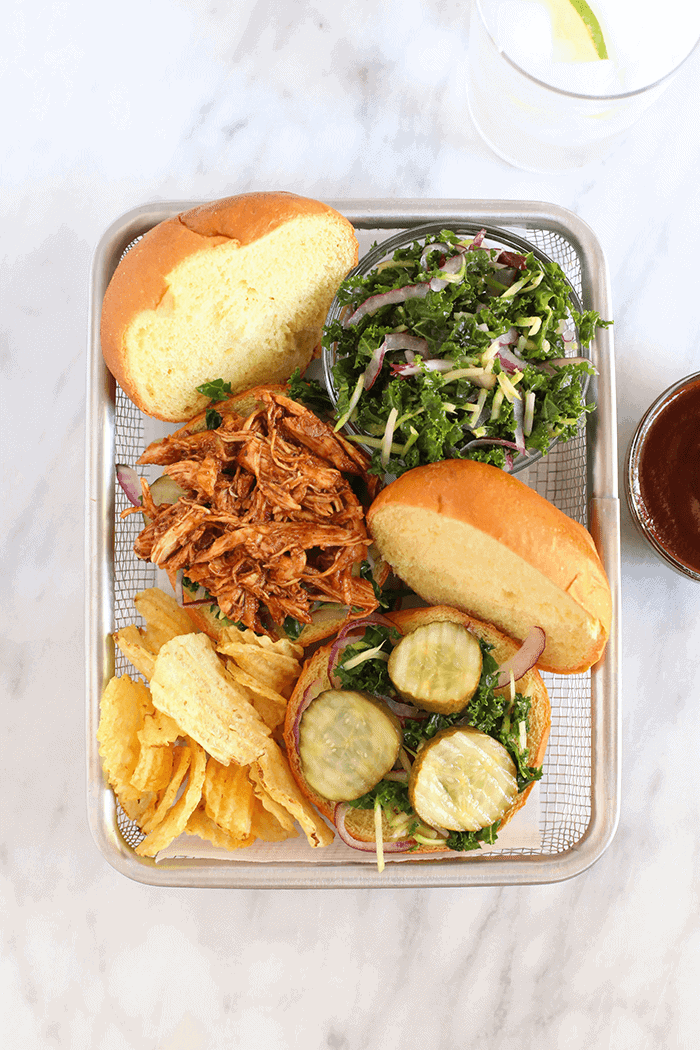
<box><xmin>86</xmin><ymin>198</ymin><xmax>621</xmax><ymax>887</ymax></box>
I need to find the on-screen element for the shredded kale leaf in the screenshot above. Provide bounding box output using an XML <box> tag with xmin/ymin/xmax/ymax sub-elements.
<box><xmin>445</xmin><ymin>824</ymin><xmax>500</xmax><ymax>852</ymax></box>
<box><xmin>196</xmin><ymin>378</ymin><xmax>233</xmax><ymax>401</ymax></box>
<box><xmin>282</xmin><ymin>616</ymin><xmax>304</xmax><ymax>641</ymax></box>
<box><xmin>333</xmin><ymin>624</ymin><xmax>400</xmax><ymax>695</ymax></box>
<box><xmin>287</xmin><ymin>367</ymin><xmax>333</xmax><ymax>414</ymax></box>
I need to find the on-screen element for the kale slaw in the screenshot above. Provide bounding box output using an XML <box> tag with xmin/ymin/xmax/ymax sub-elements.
<box><xmin>322</xmin><ymin>224</ymin><xmax>610</xmax><ymax>476</ymax></box>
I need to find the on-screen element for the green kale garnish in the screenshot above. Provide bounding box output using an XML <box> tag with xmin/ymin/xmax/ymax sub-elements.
<box><xmin>282</xmin><ymin>616</ymin><xmax>305</xmax><ymax>641</ymax></box>
<box><xmin>287</xmin><ymin>367</ymin><xmax>333</xmax><ymax>413</ymax></box>
<box><xmin>205</xmin><ymin>409</ymin><xmax>223</xmax><ymax>430</ymax></box>
<box><xmin>196</xmin><ymin>378</ymin><xmax>233</xmax><ymax>401</ymax></box>
<box><xmin>446</xmin><ymin>823</ymin><xmax>500</xmax><ymax>852</ymax></box>
<box><xmin>333</xmin><ymin>624</ymin><xmax>399</xmax><ymax>696</ymax></box>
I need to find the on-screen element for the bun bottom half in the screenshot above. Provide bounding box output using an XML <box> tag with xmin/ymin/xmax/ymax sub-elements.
<box><xmin>283</xmin><ymin>605</ymin><xmax>551</xmax><ymax>855</ymax></box>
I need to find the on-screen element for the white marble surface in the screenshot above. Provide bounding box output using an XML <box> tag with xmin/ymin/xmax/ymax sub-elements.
<box><xmin>3</xmin><ymin>1</ymin><xmax>700</xmax><ymax>1046</ymax></box>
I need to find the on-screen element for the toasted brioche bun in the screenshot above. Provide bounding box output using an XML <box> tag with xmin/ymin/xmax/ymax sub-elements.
<box><xmin>283</xmin><ymin>605</ymin><xmax>551</xmax><ymax>854</ymax></box>
<box><xmin>156</xmin><ymin>384</ymin><xmax>389</xmax><ymax>648</ymax></box>
<box><xmin>101</xmin><ymin>192</ymin><xmax>358</xmax><ymax>421</ymax></box>
<box><xmin>367</xmin><ymin>460</ymin><xmax>612</xmax><ymax>674</ymax></box>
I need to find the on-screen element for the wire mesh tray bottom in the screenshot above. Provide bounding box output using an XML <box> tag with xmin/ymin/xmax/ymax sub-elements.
<box><xmin>111</xmin><ymin>218</ymin><xmax>594</xmax><ymax>862</ymax></box>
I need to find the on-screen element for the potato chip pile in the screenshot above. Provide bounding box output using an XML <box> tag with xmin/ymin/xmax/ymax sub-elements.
<box><xmin>97</xmin><ymin>588</ymin><xmax>334</xmax><ymax>857</ymax></box>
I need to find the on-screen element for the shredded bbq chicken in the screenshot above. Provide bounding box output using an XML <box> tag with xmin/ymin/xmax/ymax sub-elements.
<box><xmin>128</xmin><ymin>391</ymin><xmax>381</xmax><ymax>634</ymax></box>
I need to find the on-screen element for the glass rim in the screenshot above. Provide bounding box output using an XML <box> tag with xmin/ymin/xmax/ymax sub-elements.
<box><xmin>473</xmin><ymin>0</ymin><xmax>700</xmax><ymax>103</ymax></box>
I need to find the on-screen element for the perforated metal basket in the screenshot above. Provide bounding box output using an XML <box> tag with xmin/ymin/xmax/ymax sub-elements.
<box><xmin>86</xmin><ymin>199</ymin><xmax>620</xmax><ymax>887</ymax></box>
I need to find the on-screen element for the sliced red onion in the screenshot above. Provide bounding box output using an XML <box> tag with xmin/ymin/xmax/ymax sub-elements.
<box><xmin>496</xmin><ymin>344</ymin><xmax>528</xmax><ymax>374</ymax></box>
<box><xmin>390</xmin><ymin>362</ymin><xmax>422</xmax><ymax>378</ymax></box>
<box><xmin>424</xmin><ymin>359</ymin><xmax>456</xmax><ymax>372</ymax></box>
<box><xmin>288</xmin><ymin>678</ymin><xmax>324</xmax><ymax>751</ymax></box>
<box><xmin>420</xmin><ymin>243</ymin><xmax>451</xmax><ymax>268</ymax></box>
<box><xmin>523</xmin><ymin>390</ymin><xmax>536</xmax><ymax>437</ymax></box>
<box><xmin>364</xmin><ymin>333</ymin><xmax>431</xmax><ymax>389</ymax></box>
<box><xmin>116</xmin><ymin>464</ymin><xmax>142</xmax><ymax>506</ymax></box>
<box><xmin>429</xmin><ymin>251</ymin><xmax>467</xmax><ymax>291</ymax></box>
<box><xmin>511</xmin><ymin>396</ymin><xmax>527</xmax><ymax>454</ymax></box>
<box><xmin>343</xmin><ymin>284</ymin><xmax>430</xmax><ymax>327</ymax></box>
<box><xmin>498</xmin><ymin>326</ymin><xmax>520</xmax><ymax>346</ymax></box>
<box><xmin>334</xmin><ymin>803</ymin><xmax>415</xmax><ymax>853</ymax></box>
<box><xmin>385</xmin><ymin>697</ymin><xmax>429</xmax><ymax>720</ymax></box>
<box><xmin>495</xmin><ymin>627</ymin><xmax>546</xmax><ymax>687</ymax></box>
<box><xmin>390</xmin><ymin>334</ymin><xmax>431</xmax><ymax>356</ymax></box>
<box><xmin>468</xmin><ymin>229</ymin><xmax>486</xmax><ymax>249</ymax></box>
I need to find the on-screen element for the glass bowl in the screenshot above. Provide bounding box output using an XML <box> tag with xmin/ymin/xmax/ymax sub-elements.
<box><xmin>625</xmin><ymin>371</ymin><xmax>700</xmax><ymax>581</ymax></box>
<box><xmin>322</xmin><ymin>221</ymin><xmax>591</xmax><ymax>476</ymax></box>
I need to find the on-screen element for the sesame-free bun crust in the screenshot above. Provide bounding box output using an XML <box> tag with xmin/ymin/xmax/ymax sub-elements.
<box><xmin>367</xmin><ymin>460</ymin><xmax>612</xmax><ymax>675</ymax></box>
<box><xmin>283</xmin><ymin>605</ymin><xmax>551</xmax><ymax>853</ymax></box>
<box><xmin>101</xmin><ymin>192</ymin><xmax>358</xmax><ymax>421</ymax></box>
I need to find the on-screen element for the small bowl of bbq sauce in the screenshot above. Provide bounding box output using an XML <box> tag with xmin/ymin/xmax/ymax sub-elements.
<box><xmin>626</xmin><ymin>372</ymin><xmax>700</xmax><ymax>581</ymax></box>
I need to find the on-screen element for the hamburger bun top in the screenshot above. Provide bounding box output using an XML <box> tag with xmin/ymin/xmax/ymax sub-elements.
<box><xmin>101</xmin><ymin>192</ymin><xmax>358</xmax><ymax>420</ymax></box>
<box><xmin>367</xmin><ymin>459</ymin><xmax>612</xmax><ymax>674</ymax></box>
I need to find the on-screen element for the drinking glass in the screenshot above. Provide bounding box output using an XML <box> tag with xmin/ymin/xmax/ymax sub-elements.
<box><xmin>467</xmin><ymin>0</ymin><xmax>700</xmax><ymax>173</ymax></box>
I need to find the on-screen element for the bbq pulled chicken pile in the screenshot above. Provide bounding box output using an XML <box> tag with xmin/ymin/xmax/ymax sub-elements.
<box><xmin>129</xmin><ymin>390</ymin><xmax>382</xmax><ymax>635</ymax></box>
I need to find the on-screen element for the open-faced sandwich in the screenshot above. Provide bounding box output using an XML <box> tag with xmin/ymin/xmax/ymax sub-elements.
<box><xmin>284</xmin><ymin>605</ymin><xmax>551</xmax><ymax>866</ymax></box>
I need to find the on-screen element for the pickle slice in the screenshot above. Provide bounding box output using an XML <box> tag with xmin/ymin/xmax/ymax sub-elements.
<box><xmin>298</xmin><ymin>689</ymin><xmax>403</xmax><ymax>802</ymax></box>
<box><xmin>143</xmin><ymin>475</ymin><xmax>187</xmax><ymax>525</ymax></box>
<box><xmin>149</xmin><ymin>474</ymin><xmax>187</xmax><ymax>506</ymax></box>
<box><xmin>408</xmin><ymin>726</ymin><xmax>518</xmax><ymax>831</ymax></box>
<box><xmin>387</xmin><ymin>621</ymin><xmax>482</xmax><ymax>714</ymax></box>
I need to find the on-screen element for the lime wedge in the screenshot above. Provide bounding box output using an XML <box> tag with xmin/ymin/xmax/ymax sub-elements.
<box><xmin>543</xmin><ymin>0</ymin><xmax>609</xmax><ymax>62</ymax></box>
<box><xmin>568</xmin><ymin>0</ymin><xmax>608</xmax><ymax>58</ymax></box>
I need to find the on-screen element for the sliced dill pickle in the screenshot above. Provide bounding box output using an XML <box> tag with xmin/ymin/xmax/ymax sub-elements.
<box><xmin>149</xmin><ymin>474</ymin><xmax>187</xmax><ymax>506</ymax></box>
<box><xmin>387</xmin><ymin>621</ymin><xmax>482</xmax><ymax>714</ymax></box>
<box><xmin>408</xmin><ymin>726</ymin><xmax>518</xmax><ymax>831</ymax></box>
<box><xmin>143</xmin><ymin>475</ymin><xmax>187</xmax><ymax>525</ymax></box>
<box><xmin>299</xmin><ymin>689</ymin><xmax>403</xmax><ymax>802</ymax></box>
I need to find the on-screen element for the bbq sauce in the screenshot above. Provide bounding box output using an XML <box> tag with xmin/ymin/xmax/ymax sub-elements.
<box><xmin>637</xmin><ymin>377</ymin><xmax>700</xmax><ymax>575</ymax></box>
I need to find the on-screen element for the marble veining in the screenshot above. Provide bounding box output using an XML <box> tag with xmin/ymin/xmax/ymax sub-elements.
<box><xmin>3</xmin><ymin>1</ymin><xmax>700</xmax><ymax>1047</ymax></box>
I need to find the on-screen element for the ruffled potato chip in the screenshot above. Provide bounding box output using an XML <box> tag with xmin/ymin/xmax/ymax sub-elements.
<box><xmin>250</xmin><ymin>742</ymin><xmax>335</xmax><ymax>848</ymax></box>
<box><xmin>217</xmin><ymin>641</ymin><xmax>300</xmax><ymax>698</ymax></box>
<box><xmin>136</xmin><ymin>739</ymin><xmax>207</xmax><ymax>857</ymax></box>
<box><xmin>97</xmin><ymin>675</ymin><xmax>153</xmax><ymax>801</ymax></box>
<box><xmin>134</xmin><ymin>587</ymin><xmax>198</xmax><ymax>646</ymax></box>
<box><xmin>130</xmin><ymin>742</ymin><xmax>174</xmax><ymax>794</ymax></box>
<box><xmin>203</xmin><ymin>757</ymin><xmax>256</xmax><ymax>840</ymax></box>
<box><xmin>219</xmin><ymin>625</ymin><xmax>303</xmax><ymax>662</ymax></box>
<box><xmin>222</xmin><ymin>661</ymin><xmax>288</xmax><ymax>731</ymax></box>
<box><xmin>115</xmin><ymin>588</ymin><xmax>198</xmax><ymax>680</ymax></box>
<box><xmin>138</xmin><ymin>709</ymin><xmax>181</xmax><ymax>748</ymax></box>
<box><xmin>249</xmin><ymin>797</ymin><xmax>296</xmax><ymax>843</ymax></box>
<box><xmin>185</xmin><ymin>806</ymin><xmax>256</xmax><ymax>851</ymax></box>
<box><xmin>114</xmin><ymin>625</ymin><xmax>157</xmax><ymax>682</ymax></box>
<box><xmin>138</xmin><ymin>745</ymin><xmax>191</xmax><ymax>835</ymax></box>
<box><xmin>150</xmin><ymin>633</ymin><xmax>271</xmax><ymax>766</ymax></box>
